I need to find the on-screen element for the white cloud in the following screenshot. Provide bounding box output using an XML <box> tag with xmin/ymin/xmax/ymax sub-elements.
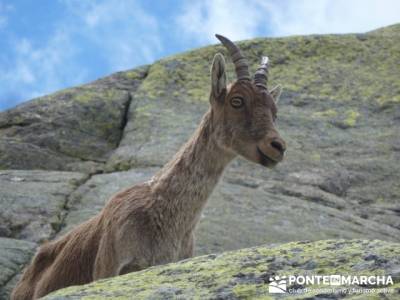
<box><xmin>260</xmin><ymin>0</ymin><xmax>400</xmax><ymax>36</ymax></box>
<box><xmin>0</xmin><ymin>0</ymin><xmax>162</xmax><ymax>108</ymax></box>
<box><xmin>62</xmin><ymin>0</ymin><xmax>162</xmax><ymax>70</ymax></box>
<box><xmin>177</xmin><ymin>0</ymin><xmax>400</xmax><ymax>43</ymax></box>
<box><xmin>176</xmin><ymin>0</ymin><xmax>266</xmax><ymax>44</ymax></box>
<box><xmin>0</xmin><ymin>29</ymin><xmax>87</xmax><ymax>102</ymax></box>
<box><xmin>0</xmin><ymin>3</ymin><xmax>13</xmax><ymax>29</ymax></box>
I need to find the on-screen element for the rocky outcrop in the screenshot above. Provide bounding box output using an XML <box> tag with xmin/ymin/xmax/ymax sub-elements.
<box><xmin>0</xmin><ymin>66</ymin><xmax>148</xmax><ymax>173</ymax></box>
<box><xmin>0</xmin><ymin>24</ymin><xmax>399</xmax><ymax>298</ymax></box>
<box><xmin>44</xmin><ymin>239</ymin><xmax>400</xmax><ymax>299</ymax></box>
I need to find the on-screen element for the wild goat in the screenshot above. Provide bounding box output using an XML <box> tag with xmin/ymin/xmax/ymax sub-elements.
<box><xmin>12</xmin><ymin>35</ymin><xmax>286</xmax><ymax>299</ymax></box>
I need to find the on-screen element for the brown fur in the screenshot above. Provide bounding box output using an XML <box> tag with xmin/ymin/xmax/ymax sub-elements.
<box><xmin>12</xmin><ymin>50</ymin><xmax>286</xmax><ymax>299</ymax></box>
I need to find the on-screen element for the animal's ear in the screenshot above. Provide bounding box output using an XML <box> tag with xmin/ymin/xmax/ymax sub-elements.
<box><xmin>211</xmin><ymin>53</ymin><xmax>227</xmax><ymax>102</ymax></box>
<box><xmin>269</xmin><ymin>85</ymin><xmax>282</xmax><ymax>104</ymax></box>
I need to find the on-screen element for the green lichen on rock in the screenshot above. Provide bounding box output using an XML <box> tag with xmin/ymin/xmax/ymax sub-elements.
<box><xmin>312</xmin><ymin>109</ymin><xmax>338</xmax><ymax>118</ymax></box>
<box><xmin>236</xmin><ymin>31</ymin><xmax>400</xmax><ymax>104</ymax></box>
<box><xmin>45</xmin><ymin>239</ymin><xmax>400</xmax><ymax>299</ymax></box>
<box><xmin>343</xmin><ymin>110</ymin><xmax>360</xmax><ymax>128</ymax></box>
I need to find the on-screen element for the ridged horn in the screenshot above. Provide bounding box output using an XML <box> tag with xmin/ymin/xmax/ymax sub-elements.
<box><xmin>215</xmin><ymin>34</ymin><xmax>250</xmax><ymax>81</ymax></box>
<box><xmin>254</xmin><ymin>56</ymin><xmax>269</xmax><ymax>90</ymax></box>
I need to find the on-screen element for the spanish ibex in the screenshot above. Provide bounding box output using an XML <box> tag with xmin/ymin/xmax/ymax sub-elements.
<box><xmin>12</xmin><ymin>35</ymin><xmax>286</xmax><ymax>299</ymax></box>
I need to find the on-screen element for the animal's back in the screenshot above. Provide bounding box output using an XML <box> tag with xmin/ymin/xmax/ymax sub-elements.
<box><xmin>11</xmin><ymin>236</ymin><xmax>68</xmax><ymax>300</ymax></box>
<box><xmin>11</xmin><ymin>215</ymin><xmax>103</xmax><ymax>299</ymax></box>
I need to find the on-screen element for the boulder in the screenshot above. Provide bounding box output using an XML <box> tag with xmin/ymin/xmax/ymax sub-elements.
<box><xmin>44</xmin><ymin>239</ymin><xmax>400</xmax><ymax>299</ymax></box>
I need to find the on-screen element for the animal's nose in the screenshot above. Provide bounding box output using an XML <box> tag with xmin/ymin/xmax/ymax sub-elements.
<box><xmin>270</xmin><ymin>139</ymin><xmax>286</xmax><ymax>155</ymax></box>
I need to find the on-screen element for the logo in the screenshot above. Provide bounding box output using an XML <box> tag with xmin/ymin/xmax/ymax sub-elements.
<box><xmin>268</xmin><ymin>276</ymin><xmax>287</xmax><ymax>293</ymax></box>
<box><xmin>267</xmin><ymin>274</ymin><xmax>394</xmax><ymax>294</ymax></box>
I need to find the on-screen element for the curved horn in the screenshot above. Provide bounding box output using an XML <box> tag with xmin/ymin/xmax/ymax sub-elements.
<box><xmin>254</xmin><ymin>56</ymin><xmax>269</xmax><ymax>90</ymax></box>
<box><xmin>215</xmin><ymin>34</ymin><xmax>250</xmax><ymax>81</ymax></box>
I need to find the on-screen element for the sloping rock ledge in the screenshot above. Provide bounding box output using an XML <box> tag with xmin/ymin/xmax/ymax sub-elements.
<box><xmin>45</xmin><ymin>239</ymin><xmax>400</xmax><ymax>299</ymax></box>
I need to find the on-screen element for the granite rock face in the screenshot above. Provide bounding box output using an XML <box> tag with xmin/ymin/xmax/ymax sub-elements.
<box><xmin>0</xmin><ymin>170</ymin><xmax>87</xmax><ymax>243</ymax></box>
<box><xmin>0</xmin><ymin>66</ymin><xmax>148</xmax><ymax>173</ymax></box>
<box><xmin>0</xmin><ymin>24</ymin><xmax>399</xmax><ymax>298</ymax></box>
<box><xmin>44</xmin><ymin>239</ymin><xmax>400</xmax><ymax>299</ymax></box>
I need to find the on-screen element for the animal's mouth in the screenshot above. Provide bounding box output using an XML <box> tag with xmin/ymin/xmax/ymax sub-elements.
<box><xmin>257</xmin><ymin>147</ymin><xmax>278</xmax><ymax>167</ymax></box>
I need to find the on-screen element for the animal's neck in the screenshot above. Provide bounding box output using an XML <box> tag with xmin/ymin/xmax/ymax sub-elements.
<box><xmin>151</xmin><ymin>109</ymin><xmax>235</xmax><ymax>232</ymax></box>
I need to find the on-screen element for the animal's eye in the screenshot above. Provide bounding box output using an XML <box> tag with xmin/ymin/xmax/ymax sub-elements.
<box><xmin>230</xmin><ymin>97</ymin><xmax>244</xmax><ymax>108</ymax></box>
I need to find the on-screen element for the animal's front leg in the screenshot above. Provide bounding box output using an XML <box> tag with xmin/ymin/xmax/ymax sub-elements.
<box><xmin>94</xmin><ymin>240</ymin><xmax>147</xmax><ymax>278</ymax></box>
<box><xmin>180</xmin><ymin>232</ymin><xmax>194</xmax><ymax>260</ymax></box>
<box><xmin>95</xmin><ymin>221</ymin><xmax>151</xmax><ymax>278</ymax></box>
<box><xmin>117</xmin><ymin>259</ymin><xmax>144</xmax><ymax>275</ymax></box>
<box><xmin>93</xmin><ymin>232</ymin><xmax>120</xmax><ymax>280</ymax></box>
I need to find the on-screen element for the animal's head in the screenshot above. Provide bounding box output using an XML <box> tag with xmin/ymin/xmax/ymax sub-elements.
<box><xmin>210</xmin><ymin>34</ymin><xmax>286</xmax><ymax>168</ymax></box>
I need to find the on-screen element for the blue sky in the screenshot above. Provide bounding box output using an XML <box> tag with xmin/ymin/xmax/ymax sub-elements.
<box><xmin>1</xmin><ymin>0</ymin><xmax>399</xmax><ymax>111</ymax></box>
